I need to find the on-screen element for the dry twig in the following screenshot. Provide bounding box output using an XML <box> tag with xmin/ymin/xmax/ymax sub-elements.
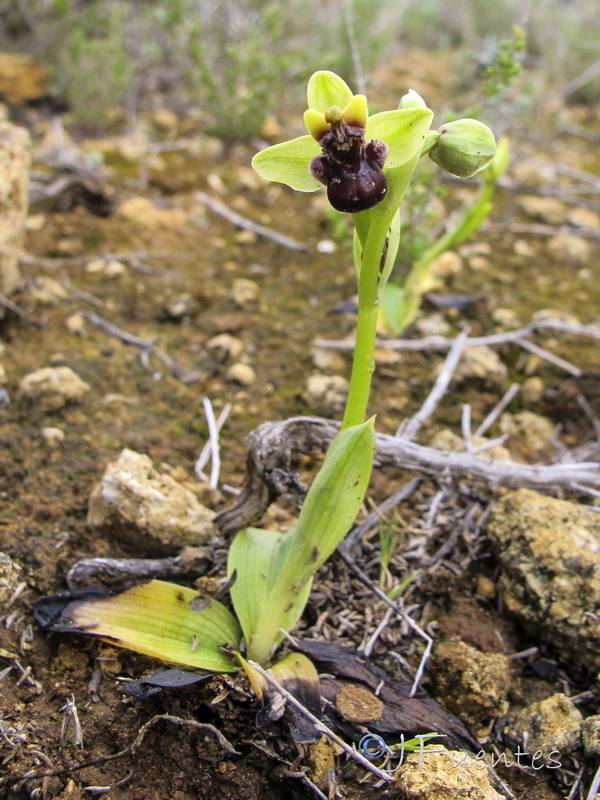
<box><xmin>396</xmin><ymin>328</ymin><xmax>470</xmax><ymax>440</ymax></box>
<box><xmin>214</xmin><ymin>416</ymin><xmax>600</xmax><ymax>535</ymax></box>
<box><xmin>83</xmin><ymin>311</ymin><xmax>202</xmax><ymax>384</ymax></box>
<box><xmin>196</xmin><ymin>191</ymin><xmax>308</xmax><ymax>251</ymax></box>
<box><xmin>315</xmin><ymin>317</ymin><xmax>600</xmax><ymax>355</ymax></box>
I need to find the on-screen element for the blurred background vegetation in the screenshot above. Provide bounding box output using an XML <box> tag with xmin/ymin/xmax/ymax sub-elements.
<box><xmin>0</xmin><ymin>0</ymin><xmax>598</xmax><ymax>136</ymax></box>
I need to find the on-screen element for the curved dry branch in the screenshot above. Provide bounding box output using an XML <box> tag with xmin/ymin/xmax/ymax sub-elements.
<box><xmin>214</xmin><ymin>416</ymin><xmax>600</xmax><ymax>536</ymax></box>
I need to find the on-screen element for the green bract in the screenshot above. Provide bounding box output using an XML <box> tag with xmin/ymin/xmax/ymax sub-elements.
<box><xmin>252</xmin><ymin>70</ymin><xmax>433</xmax><ymax>209</ymax></box>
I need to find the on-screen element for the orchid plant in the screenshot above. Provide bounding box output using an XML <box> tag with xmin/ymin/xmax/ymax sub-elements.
<box><xmin>36</xmin><ymin>71</ymin><xmax>495</xmax><ymax>691</ymax></box>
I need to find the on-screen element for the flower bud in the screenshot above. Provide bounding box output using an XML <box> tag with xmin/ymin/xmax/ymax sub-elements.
<box><xmin>429</xmin><ymin>119</ymin><xmax>496</xmax><ymax>178</ymax></box>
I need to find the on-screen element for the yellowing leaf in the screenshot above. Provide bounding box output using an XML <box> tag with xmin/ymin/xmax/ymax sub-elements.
<box><xmin>61</xmin><ymin>580</ymin><xmax>240</xmax><ymax>673</ymax></box>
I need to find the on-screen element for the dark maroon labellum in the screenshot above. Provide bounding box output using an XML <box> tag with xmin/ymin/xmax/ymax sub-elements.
<box><xmin>310</xmin><ymin>123</ymin><xmax>388</xmax><ymax>214</ymax></box>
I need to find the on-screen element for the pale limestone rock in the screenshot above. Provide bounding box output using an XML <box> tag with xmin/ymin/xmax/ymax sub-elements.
<box><xmin>521</xmin><ymin>376</ymin><xmax>544</xmax><ymax>405</ymax></box>
<box><xmin>226</xmin><ymin>362</ymin><xmax>256</xmax><ymax>386</ymax></box>
<box><xmin>582</xmin><ymin>716</ymin><xmax>600</xmax><ymax>759</ymax></box>
<box><xmin>0</xmin><ymin>122</ymin><xmax>30</xmax><ymax>294</ymax></box>
<box><xmin>41</xmin><ymin>426</ymin><xmax>65</xmax><ymax>447</ymax></box>
<box><xmin>503</xmin><ymin>694</ymin><xmax>582</xmax><ymax>756</ymax></box>
<box><xmin>429</xmin><ymin>250</ymin><xmax>463</xmax><ymax>278</ymax></box>
<box><xmin>532</xmin><ymin>308</ymin><xmax>580</xmax><ymax>326</ymax></box>
<box><xmin>448</xmin><ymin>346</ymin><xmax>507</xmax><ymax>387</ymax></box>
<box><xmin>468</xmin><ymin>255</ymin><xmax>491</xmax><ymax>272</ymax></box>
<box><xmin>512</xmin><ymin>160</ymin><xmax>554</xmax><ymax>187</ymax></box>
<box><xmin>567</xmin><ymin>207</ymin><xmax>600</xmax><ymax>230</ymax></box>
<box><xmin>150</xmin><ymin>108</ymin><xmax>178</xmax><ymax>133</ymax></box>
<box><xmin>414</xmin><ymin>313</ymin><xmax>451</xmax><ymax>337</ymax></box>
<box><xmin>18</xmin><ymin>366</ymin><xmax>90</xmax><ymax>412</ymax></box>
<box><xmin>458</xmin><ymin>242</ymin><xmax>491</xmax><ymax>258</ymax></box>
<box><xmin>29</xmin><ymin>277</ymin><xmax>69</xmax><ymax>306</ymax></box>
<box><xmin>514</xmin><ymin>239</ymin><xmax>535</xmax><ymax>257</ymax></box>
<box><xmin>305</xmin><ymin>374</ymin><xmax>348</xmax><ymax>417</ymax></box>
<box><xmin>547</xmin><ymin>234</ymin><xmax>591</xmax><ymax>266</ymax></box>
<box><xmin>232</xmin><ymin>278</ymin><xmax>260</xmax><ymax>309</ymax></box>
<box><xmin>65</xmin><ymin>313</ymin><xmax>87</xmax><ymax>336</ymax></box>
<box><xmin>206</xmin><ymin>333</ymin><xmax>244</xmax><ymax>364</ymax></box>
<box><xmin>491</xmin><ymin>307</ymin><xmax>520</xmax><ymax>329</ymax></box>
<box><xmin>395</xmin><ymin>747</ymin><xmax>502</xmax><ymax>799</ymax></box>
<box><xmin>519</xmin><ymin>196</ymin><xmax>568</xmax><ymax>226</ymax></box>
<box><xmin>311</xmin><ymin>346</ymin><xmax>346</xmax><ymax>374</ymax></box>
<box><xmin>316</xmin><ymin>239</ymin><xmax>336</xmax><ymax>254</ymax></box>
<box><xmin>88</xmin><ymin>449</ymin><xmax>215</xmax><ymax>555</ymax></box>
<box><xmin>487</xmin><ymin>489</ymin><xmax>600</xmax><ymax>672</ymax></box>
<box><xmin>85</xmin><ymin>258</ymin><xmax>126</xmax><ymax>278</ymax></box>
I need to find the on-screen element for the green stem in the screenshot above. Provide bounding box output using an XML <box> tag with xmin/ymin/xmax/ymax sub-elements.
<box><xmin>342</xmin><ymin>210</ymin><xmax>393</xmax><ymax>429</ymax></box>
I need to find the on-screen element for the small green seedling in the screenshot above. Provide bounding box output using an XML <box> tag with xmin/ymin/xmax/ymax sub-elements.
<box><xmin>38</xmin><ymin>71</ymin><xmax>495</xmax><ymax>690</ymax></box>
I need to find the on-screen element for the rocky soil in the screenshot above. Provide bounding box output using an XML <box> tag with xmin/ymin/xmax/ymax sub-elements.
<box><xmin>1</xmin><ymin>52</ymin><xmax>600</xmax><ymax>800</ymax></box>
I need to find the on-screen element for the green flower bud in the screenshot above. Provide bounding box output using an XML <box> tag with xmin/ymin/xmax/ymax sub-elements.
<box><xmin>429</xmin><ymin>119</ymin><xmax>496</xmax><ymax>178</ymax></box>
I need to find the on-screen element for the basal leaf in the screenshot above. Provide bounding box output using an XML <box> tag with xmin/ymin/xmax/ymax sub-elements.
<box><xmin>40</xmin><ymin>579</ymin><xmax>241</xmax><ymax>673</ymax></box>
<box><xmin>247</xmin><ymin>418</ymin><xmax>375</xmax><ymax>663</ymax></box>
<box><xmin>228</xmin><ymin>527</ymin><xmax>312</xmax><ymax>648</ymax></box>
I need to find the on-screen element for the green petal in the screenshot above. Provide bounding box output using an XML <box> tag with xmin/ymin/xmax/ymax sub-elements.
<box><xmin>307</xmin><ymin>70</ymin><xmax>353</xmax><ymax>114</ymax></box>
<box><xmin>366</xmin><ymin>108</ymin><xmax>433</xmax><ymax>168</ymax></box>
<box><xmin>304</xmin><ymin>109</ymin><xmax>329</xmax><ymax>141</ymax></box>
<box><xmin>252</xmin><ymin>136</ymin><xmax>321</xmax><ymax>192</ymax></box>
<box><xmin>343</xmin><ymin>94</ymin><xmax>368</xmax><ymax>128</ymax></box>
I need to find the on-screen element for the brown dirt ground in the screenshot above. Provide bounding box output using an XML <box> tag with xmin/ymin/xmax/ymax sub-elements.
<box><xmin>2</xmin><ymin>53</ymin><xmax>600</xmax><ymax>799</ymax></box>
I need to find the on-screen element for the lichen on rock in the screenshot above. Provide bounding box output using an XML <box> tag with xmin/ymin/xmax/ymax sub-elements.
<box><xmin>487</xmin><ymin>488</ymin><xmax>600</xmax><ymax>673</ymax></box>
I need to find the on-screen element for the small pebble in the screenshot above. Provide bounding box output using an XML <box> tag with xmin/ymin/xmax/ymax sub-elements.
<box><xmin>521</xmin><ymin>376</ymin><xmax>544</xmax><ymax>405</ymax></box>
<box><xmin>41</xmin><ymin>427</ymin><xmax>65</xmax><ymax>447</ymax></box>
<box><xmin>304</xmin><ymin>374</ymin><xmax>348</xmax><ymax>416</ymax></box>
<box><xmin>232</xmin><ymin>278</ymin><xmax>260</xmax><ymax>309</ymax></box>
<box><xmin>226</xmin><ymin>362</ymin><xmax>256</xmax><ymax>386</ymax></box>
<box><xmin>316</xmin><ymin>239</ymin><xmax>336</xmax><ymax>254</ymax></box>
<box><xmin>547</xmin><ymin>234</ymin><xmax>591</xmax><ymax>266</ymax></box>
<box><xmin>65</xmin><ymin>313</ymin><xmax>87</xmax><ymax>336</ymax></box>
<box><xmin>206</xmin><ymin>333</ymin><xmax>244</xmax><ymax>364</ymax></box>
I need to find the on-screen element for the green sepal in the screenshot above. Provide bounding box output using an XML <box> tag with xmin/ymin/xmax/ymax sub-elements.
<box><xmin>366</xmin><ymin>108</ymin><xmax>433</xmax><ymax>169</ymax></box>
<box><xmin>307</xmin><ymin>70</ymin><xmax>353</xmax><ymax>114</ymax></box>
<box><xmin>252</xmin><ymin>135</ymin><xmax>321</xmax><ymax>191</ymax></box>
<box><xmin>63</xmin><ymin>579</ymin><xmax>240</xmax><ymax>673</ymax></box>
<box><xmin>228</xmin><ymin>526</ymin><xmax>313</xmax><ymax>649</ymax></box>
